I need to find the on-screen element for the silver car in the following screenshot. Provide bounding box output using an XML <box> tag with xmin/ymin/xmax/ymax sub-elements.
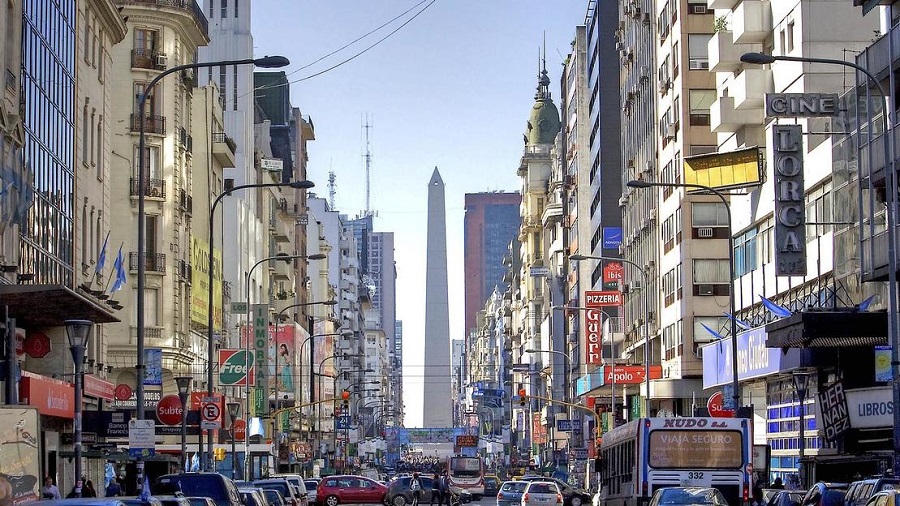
<box><xmin>522</xmin><ymin>482</ymin><xmax>562</xmax><ymax>506</ymax></box>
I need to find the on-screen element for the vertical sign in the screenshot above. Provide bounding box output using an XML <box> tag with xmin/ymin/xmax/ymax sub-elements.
<box><xmin>583</xmin><ymin>308</ymin><xmax>603</xmax><ymax>366</ymax></box>
<box><xmin>817</xmin><ymin>379</ymin><xmax>851</xmax><ymax>441</ymax></box>
<box><xmin>772</xmin><ymin>124</ymin><xmax>807</xmax><ymax>276</ymax></box>
<box><xmin>251</xmin><ymin>303</ymin><xmax>268</xmax><ymax>413</ymax></box>
<box><xmin>144</xmin><ymin>348</ymin><xmax>162</xmax><ymax>385</ymax></box>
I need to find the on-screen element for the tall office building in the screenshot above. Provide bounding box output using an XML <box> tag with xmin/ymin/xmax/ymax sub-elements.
<box><xmin>423</xmin><ymin>167</ymin><xmax>452</xmax><ymax>427</ymax></box>
<box><xmin>463</xmin><ymin>192</ymin><xmax>521</xmax><ymax>339</ymax></box>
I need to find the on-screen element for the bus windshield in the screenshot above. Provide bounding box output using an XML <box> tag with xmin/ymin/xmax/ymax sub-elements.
<box><xmin>648</xmin><ymin>430</ymin><xmax>743</xmax><ymax>469</ymax></box>
<box><xmin>449</xmin><ymin>457</ymin><xmax>482</xmax><ymax>478</ymax></box>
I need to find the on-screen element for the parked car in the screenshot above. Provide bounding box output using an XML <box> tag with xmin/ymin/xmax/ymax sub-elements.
<box><xmin>865</xmin><ymin>490</ymin><xmax>900</xmax><ymax>506</ymax></box>
<box><xmin>260</xmin><ymin>489</ymin><xmax>287</xmax><ymax>506</ymax></box>
<box><xmin>647</xmin><ymin>487</ymin><xmax>729</xmax><ymax>506</ymax></box>
<box><xmin>253</xmin><ymin>479</ymin><xmax>305</xmax><ymax>506</ymax></box>
<box><xmin>153</xmin><ymin>496</ymin><xmax>193</xmax><ymax>506</ymax></box>
<box><xmin>237</xmin><ymin>489</ymin><xmax>268</xmax><ymax>506</ymax></box>
<box><xmin>521</xmin><ymin>481</ymin><xmax>563</xmax><ymax>506</ymax></box>
<box><xmin>846</xmin><ymin>478</ymin><xmax>900</xmax><ymax>506</ymax></box>
<box><xmin>34</xmin><ymin>501</ymin><xmax>128</xmax><ymax>506</ymax></box>
<box><xmin>385</xmin><ymin>475</ymin><xmax>435</xmax><ymax>506</ymax></box>
<box><xmin>520</xmin><ymin>477</ymin><xmax>591</xmax><ymax>506</ymax></box>
<box><xmin>316</xmin><ymin>475</ymin><xmax>387</xmax><ymax>506</ymax></box>
<box><xmin>304</xmin><ymin>480</ymin><xmax>320</xmax><ymax>505</ymax></box>
<box><xmin>153</xmin><ymin>473</ymin><xmax>242</xmax><ymax>506</ymax></box>
<box><xmin>769</xmin><ymin>491</ymin><xmax>805</xmax><ymax>506</ymax></box>
<box><xmin>496</xmin><ymin>480</ymin><xmax>527</xmax><ymax>506</ymax></box>
<box><xmin>802</xmin><ymin>483</ymin><xmax>849</xmax><ymax>506</ymax></box>
<box><xmin>271</xmin><ymin>476</ymin><xmax>308</xmax><ymax>504</ymax></box>
<box><xmin>121</xmin><ymin>498</ymin><xmax>164</xmax><ymax>506</ymax></box>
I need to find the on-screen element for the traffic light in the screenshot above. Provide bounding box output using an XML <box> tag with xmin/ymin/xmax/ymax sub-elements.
<box><xmin>341</xmin><ymin>390</ymin><xmax>350</xmax><ymax>412</ymax></box>
<box><xmin>214</xmin><ymin>448</ymin><xmax>226</xmax><ymax>461</ymax></box>
<box><xmin>518</xmin><ymin>388</ymin><xmax>527</xmax><ymax>408</ymax></box>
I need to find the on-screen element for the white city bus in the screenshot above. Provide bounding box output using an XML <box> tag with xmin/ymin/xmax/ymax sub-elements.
<box><xmin>597</xmin><ymin>417</ymin><xmax>751</xmax><ymax>506</ymax></box>
<box><xmin>447</xmin><ymin>456</ymin><xmax>485</xmax><ymax>500</ymax></box>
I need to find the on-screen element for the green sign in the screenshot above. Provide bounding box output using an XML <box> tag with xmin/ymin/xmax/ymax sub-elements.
<box><xmin>219</xmin><ymin>350</ymin><xmax>254</xmax><ymax>385</ymax></box>
<box><xmin>629</xmin><ymin>395</ymin><xmax>642</xmax><ymax>420</ymax></box>
<box><xmin>280</xmin><ymin>411</ymin><xmax>290</xmax><ymax>431</ymax></box>
<box><xmin>231</xmin><ymin>301</ymin><xmax>248</xmax><ymax>314</ymax></box>
<box><xmin>252</xmin><ymin>304</ymin><xmax>268</xmax><ymax>398</ymax></box>
<box><xmin>253</xmin><ymin>387</ymin><xmax>266</xmax><ymax>417</ymax></box>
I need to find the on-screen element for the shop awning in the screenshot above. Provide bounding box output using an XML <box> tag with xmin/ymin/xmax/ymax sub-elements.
<box><xmin>765</xmin><ymin>310</ymin><xmax>887</xmax><ymax>348</ymax></box>
<box><xmin>0</xmin><ymin>284</ymin><xmax>120</xmax><ymax>327</ymax></box>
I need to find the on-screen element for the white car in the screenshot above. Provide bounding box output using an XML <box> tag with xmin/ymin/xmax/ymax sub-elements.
<box><xmin>304</xmin><ymin>480</ymin><xmax>319</xmax><ymax>505</ymax></box>
<box><xmin>522</xmin><ymin>482</ymin><xmax>563</xmax><ymax>506</ymax></box>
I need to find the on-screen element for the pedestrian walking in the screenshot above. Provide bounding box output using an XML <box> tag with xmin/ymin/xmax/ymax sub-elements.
<box><xmin>83</xmin><ymin>480</ymin><xmax>97</xmax><ymax>498</ymax></box>
<box><xmin>40</xmin><ymin>477</ymin><xmax>60</xmax><ymax>500</ymax></box>
<box><xmin>410</xmin><ymin>472</ymin><xmax>423</xmax><ymax>506</ymax></box>
<box><xmin>440</xmin><ymin>474</ymin><xmax>451</xmax><ymax>506</ymax></box>
<box><xmin>430</xmin><ymin>473</ymin><xmax>442</xmax><ymax>506</ymax></box>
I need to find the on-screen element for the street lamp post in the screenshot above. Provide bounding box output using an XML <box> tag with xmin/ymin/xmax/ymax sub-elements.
<box><xmin>570</xmin><ymin>254</ymin><xmax>652</xmax><ymax>416</ymax></box>
<box><xmin>792</xmin><ymin>369</ymin><xmax>814</xmax><ymax>489</ymax></box>
<box><xmin>174</xmin><ymin>375</ymin><xmax>193</xmax><ymax>473</ymax></box>
<box><xmin>135</xmin><ymin>55</ymin><xmax>289</xmax><ymax>484</ymax></box>
<box><xmin>212</xmin><ymin>181</ymin><xmax>314</xmax><ymax>471</ymax></box>
<box><xmin>65</xmin><ymin>320</ymin><xmax>92</xmax><ymax>497</ymax></box>
<box><xmin>741</xmin><ymin>51</ymin><xmax>900</xmax><ymax>473</ymax></box>
<box><xmin>525</xmin><ymin>348</ymin><xmax>573</xmax><ymax>455</ymax></box>
<box><xmin>626</xmin><ymin>179</ymin><xmax>740</xmax><ymax>413</ymax></box>
<box><xmin>227</xmin><ymin>402</ymin><xmax>242</xmax><ymax>480</ymax></box>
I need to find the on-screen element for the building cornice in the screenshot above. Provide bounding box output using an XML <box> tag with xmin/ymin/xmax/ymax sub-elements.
<box><xmin>93</xmin><ymin>0</ymin><xmax>128</xmax><ymax>44</ymax></box>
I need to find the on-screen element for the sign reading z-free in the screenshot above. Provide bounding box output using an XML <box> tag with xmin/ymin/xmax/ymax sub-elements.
<box><xmin>455</xmin><ymin>435</ymin><xmax>478</xmax><ymax>447</ymax></box>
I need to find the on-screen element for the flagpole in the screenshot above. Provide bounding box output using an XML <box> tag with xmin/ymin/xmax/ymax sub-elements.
<box><xmin>93</xmin><ymin>232</ymin><xmax>110</xmax><ymax>285</ymax></box>
<box><xmin>102</xmin><ymin>243</ymin><xmax>125</xmax><ymax>293</ymax></box>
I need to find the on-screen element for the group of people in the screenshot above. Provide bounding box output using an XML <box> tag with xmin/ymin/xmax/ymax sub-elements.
<box><xmin>41</xmin><ymin>475</ymin><xmax>125</xmax><ymax>500</ymax></box>
<box><xmin>396</xmin><ymin>456</ymin><xmax>445</xmax><ymax>474</ymax></box>
<box><xmin>408</xmin><ymin>472</ymin><xmax>454</xmax><ymax>506</ymax></box>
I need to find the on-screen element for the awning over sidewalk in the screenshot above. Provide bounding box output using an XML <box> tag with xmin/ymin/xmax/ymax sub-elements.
<box><xmin>0</xmin><ymin>284</ymin><xmax>120</xmax><ymax>327</ymax></box>
<box><xmin>765</xmin><ymin>310</ymin><xmax>886</xmax><ymax>348</ymax></box>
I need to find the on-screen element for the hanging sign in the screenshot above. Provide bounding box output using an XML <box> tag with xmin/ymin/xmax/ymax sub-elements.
<box><xmin>772</xmin><ymin>124</ymin><xmax>807</xmax><ymax>276</ymax></box>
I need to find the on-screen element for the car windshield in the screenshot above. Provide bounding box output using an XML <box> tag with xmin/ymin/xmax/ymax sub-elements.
<box><xmin>528</xmin><ymin>484</ymin><xmax>557</xmax><ymax>494</ymax></box>
<box><xmin>502</xmin><ymin>483</ymin><xmax>527</xmax><ymax>492</ymax></box>
<box><xmin>153</xmin><ymin>477</ymin><xmax>228</xmax><ymax>502</ymax></box>
<box><xmin>256</xmin><ymin>483</ymin><xmax>290</xmax><ymax>497</ymax></box>
<box><xmin>821</xmin><ymin>490</ymin><xmax>846</xmax><ymax>506</ymax></box>
<box><xmin>305</xmin><ymin>482</ymin><xmax>317</xmax><ymax>492</ymax></box>
<box><xmin>658</xmin><ymin>489</ymin><xmax>727</xmax><ymax>505</ymax></box>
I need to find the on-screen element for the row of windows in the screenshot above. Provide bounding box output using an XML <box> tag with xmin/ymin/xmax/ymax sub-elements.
<box><xmin>209</xmin><ymin>0</ymin><xmax>239</xmax><ymax>19</ymax></box>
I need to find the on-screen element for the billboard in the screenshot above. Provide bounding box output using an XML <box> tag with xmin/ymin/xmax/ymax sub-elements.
<box><xmin>190</xmin><ymin>237</ymin><xmax>223</xmax><ymax>330</ymax></box>
<box><xmin>772</xmin><ymin>124</ymin><xmax>807</xmax><ymax>276</ymax></box>
<box><xmin>218</xmin><ymin>349</ymin><xmax>255</xmax><ymax>386</ymax></box>
<box><xmin>0</xmin><ymin>407</ymin><xmax>41</xmax><ymax>504</ymax></box>
<box><xmin>683</xmin><ymin>146</ymin><xmax>763</xmax><ymax>190</ymax></box>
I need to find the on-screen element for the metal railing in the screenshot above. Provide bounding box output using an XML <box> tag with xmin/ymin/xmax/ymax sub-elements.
<box><xmin>129</xmin><ymin>178</ymin><xmax>166</xmax><ymax>198</ymax></box>
<box><xmin>116</xmin><ymin>0</ymin><xmax>208</xmax><ymax>37</ymax></box>
<box><xmin>130</xmin><ymin>113</ymin><xmax>166</xmax><ymax>135</ymax></box>
<box><xmin>128</xmin><ymin>252</ymin><xmax>167</xmax><ymax>273</ymax></box>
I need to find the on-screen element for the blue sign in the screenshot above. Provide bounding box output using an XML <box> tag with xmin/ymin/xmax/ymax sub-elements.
<box><xmin>336</xmin><ymin>415</ymin><xmax>351</xmax><ymax>430</ymax></box>
<box><xmin>129</xmin><ymin>448</ymin><xmax>155</xmax><ymax>458</ymax></box>
<box><xmin>556</xmin><ymin>419</ymin><xmax>582</xmax><ymax>433</ymax></box>
<box><xmin>602</xmin><ymin>227</ymin><xmax>623</xmax><ymax>250</ymax></box>
<box><xmin>701</xmin><ymin>327</ymin><xmax>788</xmax><ymax>389</ymax></box>
<box><xmin>144</xmin><ymin>348</ymin><xmax>162</xmax><ymax>385</ymax></box>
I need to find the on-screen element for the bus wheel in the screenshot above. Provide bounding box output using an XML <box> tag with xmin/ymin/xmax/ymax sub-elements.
<box><xmin>392</xmin><ymin>495</ymin><xmax>408</xmax><ymax>506</ymax></box>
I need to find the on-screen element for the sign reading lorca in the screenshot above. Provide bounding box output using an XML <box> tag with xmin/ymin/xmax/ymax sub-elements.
<box><xmin>772</xmin><ymin>124</ymin><xmax>807</xmax><ymax>276</ymax></box>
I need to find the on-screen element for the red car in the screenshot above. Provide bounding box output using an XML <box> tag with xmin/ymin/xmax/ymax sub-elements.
<box><xmin>316</xmin><ymin>475</ymin><xmax>387</xmax><ymax>506</ymax></box>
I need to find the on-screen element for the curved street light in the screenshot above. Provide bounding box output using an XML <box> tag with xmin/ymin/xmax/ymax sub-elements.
<box><xmin>135</xmin><ymin>55</ymin><xmax>289</xmax><ymax>482</ymax></box>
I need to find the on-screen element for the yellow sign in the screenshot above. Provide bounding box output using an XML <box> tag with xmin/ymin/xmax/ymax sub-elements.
<box><xmin>683</xmin><ymin>147</ymin><xmax>763</xmax><ymax>190</ymax></box>
<box><xmin>191</xmin><ymin>237</ymin><xmax>223</xmax><ymax>330</ymax></box>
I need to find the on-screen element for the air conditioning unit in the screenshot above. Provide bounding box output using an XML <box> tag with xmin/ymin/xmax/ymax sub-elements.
<box><xmin>642</xmin><ymin>12</ymin><xmax>651</xmax><ymax>25</ymax></box>
<box><xmin>696</xmin><ymin>226</ymin><xmax>714</xmax><ymax>238</ymax></box>
<box><xmin>664</xmin><ymin>122</ymin><xmax>677</xmax><ymax>139</ymax></box>
<box><xmin>621</xmin><ymin>284</ymin><xmax>630</xmax><ymax>294</ymax></box>
<box><xmin>649</xmin><ymin>208</ymin><xmax>658</xmax><ymax>222</ymax></box>
<box><xmin>155</xmin><ymin>54</ymin><xmax>168</xmax><ymax>68</ymax></box>
<box><xmin>618</xmin><ymin>196</ymin><xmax>629</xmax><ymax>207</ymax></box>
<box><xmin>639</xmin><ymin>65</ymin><xmax>649</xmax><ymax>82</ymax></box>
<box><xmin>692</xmin><ymin>4</ymin><xmax>708</xmax><ymax>14</ymax></box>
<box><xmin>697</xmin><ymin>284</ymin><xmax>715</xmax><ymax>296</ymax></box>
<box><xmin>631</xmin><ymin>279</ymin><xmax>642</xmax><ymax>290</ymax></box>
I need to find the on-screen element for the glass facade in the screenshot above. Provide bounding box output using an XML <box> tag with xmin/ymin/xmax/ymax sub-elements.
<box><xmin>483</xmin><ymin>203</ymin><xmax>520</xmax><ymax>298</ymax></box>
<box><xmin>20</xmin><ymin>0</ymin><xmax>76</xmax><ymax>285</ymax></box>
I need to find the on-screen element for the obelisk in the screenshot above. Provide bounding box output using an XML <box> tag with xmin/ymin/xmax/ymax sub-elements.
<box><xmin>423</xmin><ymin>167</ymin><xmax>453</xmax><ymax>427</ymax></box>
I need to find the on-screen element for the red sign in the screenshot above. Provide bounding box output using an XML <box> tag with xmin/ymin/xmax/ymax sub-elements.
<box><xmin>19</xmin><ymin>372</ymin><xmax>74</xmax><ymax>418</ymax></box>
<box><xmin>601</xmin><ymin>365</ymin><xmax>663</xmax><ymax>384</ymax></box>
<box><xmin>114</xmin><ymin>383</ymin><xmax>133</xmax><ymax>401</ymax></box>
<box><xmin>23</xmin><ymin>332</ymin><xmax>51</xmax><ymax>358</ymax></box>
<box><xmin>707</xmin><ymin>391</ymin><xmax>734</xmax><ymax>418</ymax></box>
<box><xmin>234</xmin><ymin>419</ymin><xmax>246</xmax><ymax>441</ymax></box>
<box><xmin>157</xmin><ymin>394</ymin><xmax>183</xmax><ymax>426</ymax></box>
<box><xmin>585</xmin><ymin>290</ymin><xmax>623</xmax><ymax>307</ymax></box>
<box><xmin>584</xmin><ymin>308</ymin><xmax>603</xmax><ymax>366</ymax></box>
<box><xmin>83</xmin><ymin>374</ymin><xmax>115</xmax><ymax>401</ymax></box>
<box><xmin>603</xmin><ymin>262</ymin><xmax>624</xmax><ymax>285</ymax></box>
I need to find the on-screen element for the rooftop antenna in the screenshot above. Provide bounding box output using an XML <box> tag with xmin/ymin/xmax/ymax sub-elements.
<box><xmin>328</xmin><ymin>170</ymin><xmax>336</xmax><ymax>211</ymax></box>
<box><xmin>363</xmin><ymin>115</ymin><xmax>373</xmax><ymax>216</ymax></box>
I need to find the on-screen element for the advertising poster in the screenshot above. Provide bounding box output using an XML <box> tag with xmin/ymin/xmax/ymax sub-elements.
<box><xmin>190</xmin><ymin>237</ymin><xmax>223</xmax><ymax>330</ymax></box>
<box><xmin>144</xmin><ymin>348</ymin><xmax>162</xmax><ymax>386</ymax></box>
<box><xmin>0</xmin><ymin>407</ymin><xmax>40</xmax><ymax>504</ymax></box>
<box><xmin>875</xmin><ymin>346</ymin><xmax>891</xmax><ymax>382</ymax></box>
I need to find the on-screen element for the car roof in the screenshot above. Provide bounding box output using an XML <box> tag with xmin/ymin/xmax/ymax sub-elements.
<box><xmin>38</xmin><ymin>500</ymin><xmax>128</xmax><ymax>506</ymax></box>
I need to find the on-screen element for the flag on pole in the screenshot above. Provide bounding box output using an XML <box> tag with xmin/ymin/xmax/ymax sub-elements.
<box><xmin>700</xmin><ymin>323</ymin><xmax>725</xmax><ymax>340</ymax></box>
<box><xmin>110</xmin><ymin>245</ymin><xmax>127</xmax><ymax>293</ymax></box>
<box><xmin>722</xmin><ymin>311</ymin><xmax>752</xmax><ymax>331</ymax></box>
<box><xmin>139</xmin><ymin>474</ymin><xmax>151</xmax><ymax>501</ymax></box>
<box><xmin>95</xmin><ymin>232</ymin><xmax>110</xmax><ymax>275</ymax></box>
<box><xmin>859</xmin><ymin>294</ymin><xmax>876</xmax><ymax>311</ymax></box>
<box><xmin>759</xmin><ymin>295</ymin><xmax>792</xmax><ymax>318</ymax></box>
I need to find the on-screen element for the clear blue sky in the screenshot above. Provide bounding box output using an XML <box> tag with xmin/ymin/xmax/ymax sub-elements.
<box><xmin>251</xmin><ymin>0</ymin><xmax>587</xmax><ymax>427</ymax></box>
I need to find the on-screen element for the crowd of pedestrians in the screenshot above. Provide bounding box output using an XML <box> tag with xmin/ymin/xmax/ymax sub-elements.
<box><xmin>396</xmin><ymin>455</ymin><xmax>445</xmax><ymax>474</ymax></box>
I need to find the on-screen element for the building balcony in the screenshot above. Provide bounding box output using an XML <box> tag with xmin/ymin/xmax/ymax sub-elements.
<box><xmin>130</xmin><ymin>48</ymin><xmax>167</xmax><ymax>71</ymax></box>
<box><xmin>733</xmin><ymin>0</ymin><xmax>772</xmax><ymax>44</ymax></box>
<box><xmin>128</xmin><ymin>252</ymin><xmax>166</xmax><ymax>273</ymax></box>
<box><xmin>129</xmin><ymin>178</ymin><xmax>166</xmax><ymax>199</ymax></box>
<box><xmin>115</xmin><ymin>0</ymin><xmax>208</xmax><ymax>40</ymax></box>
<box><xmin>212</xmin><ymin>132</ymin><xmax>236</xmax><ymax>168</ymax></box>
<box><xmin>130</xmin><ymin>113</ymin><xmax>166</xmax><ymax>135</ymax></box>
<box><xmin>270</xmin><ymin>217</ymin><xmax>291</xmax><ymax>244</ymax></box>
<box><xmin>271</xmin><ymin>259</ymin><xmax>293</xmax><ymax>280</ymax></box>
<box><xmin>710</xmin><ymin>96</ymin><xmax>764</xmax><ymax>133</ymax></box>
<box><xmin>708</xmin><ymin>0</ymin><xmax>738</xmax><ymax>9</ymax></box>
<box><xmin>732</xmin><ymin>67</ymin><xmax>773</xmax><ymax>110</ymax></box>
<box><xmin>178</xmin><ymin>188</ymin><xmax>193</xmax><ymax>215</ymax></box>
<box><xmin>708</xmin><ymin>31</ymin><xmax>743</xmax><ymax>73</ymax></box>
